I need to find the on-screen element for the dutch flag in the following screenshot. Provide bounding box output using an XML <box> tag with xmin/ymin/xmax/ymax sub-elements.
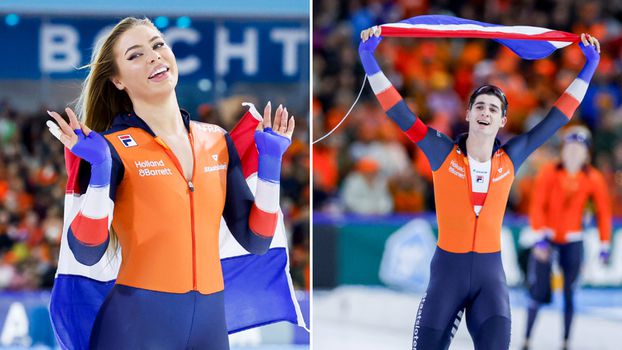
<box><xmin>379</xmin><ymin>15</ymin><xmax>579</xmax><ymax>60</ymax></box>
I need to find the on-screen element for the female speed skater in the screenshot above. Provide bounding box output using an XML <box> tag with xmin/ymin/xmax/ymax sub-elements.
<box><xmin>47</xmin><ymin>17</ymin><xmax>294</xmax><ymax>349</ymax></box>
<box><xmin>359</xmin><ymin>26</ymin><xmax>600</xmax><ymax>349</ymax></box>
<box><xmin>523</xmin><ymin>126</ymin><xmax>611</xmax><ymax>350</ymax></box>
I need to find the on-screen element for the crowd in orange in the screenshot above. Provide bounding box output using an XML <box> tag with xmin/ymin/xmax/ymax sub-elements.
<box><xmin>0</xmin><ymin>104</ymin><xmax>63</xmax><ymax>290</ymax></box>
<box><xmin>313</xmin><ymin>0</ymin><xmax>622</xmax><ymax>218</ymax></box>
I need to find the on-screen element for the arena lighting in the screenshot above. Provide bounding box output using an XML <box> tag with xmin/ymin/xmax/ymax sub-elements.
<box><xmin>154</xmin><ymin>16</ymin><xmax>169</xmax><ymax>29</ymax></box>
<box><xmin>198</xmin><ymin>79</ymin><xmax>212</xmax><ymax>92</ymax></box>
<box><xmin>176</xmin><ymin>16</ymin><xmax>191</xmax><ymax>28</ymax></box>
<box><xmin>5</xmin><ymin>14</ymin><xmax>19</xmax><ymax>26</ymax></box>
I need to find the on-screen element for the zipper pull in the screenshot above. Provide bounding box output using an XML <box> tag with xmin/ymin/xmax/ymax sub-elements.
<box><xmin>188</xmin><ymin>180</ymin><xmax>195</xmax><ymax>192</ymax></box>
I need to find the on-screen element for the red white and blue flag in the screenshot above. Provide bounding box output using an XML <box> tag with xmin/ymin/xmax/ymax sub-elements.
<box><xmin>379</xmin><ymin>15</ymin><xmax>579</xmax><ymax>60</ymax></box>
<box><xmin>50</xmin><ymin>104</ymin><xmax>306</xmax><ymax>349</ymax></box>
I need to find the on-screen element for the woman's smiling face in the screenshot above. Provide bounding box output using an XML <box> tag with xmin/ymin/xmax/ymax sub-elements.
<box><xmin>110</xmin><ymin>24</ymin><xmax>178</xmax><ymax>102</ymax></box>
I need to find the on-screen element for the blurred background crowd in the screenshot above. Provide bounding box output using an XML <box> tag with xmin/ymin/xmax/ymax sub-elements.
<box><xmin>313</xmin><ymin>0</ymin><xmax>622</xmax><ymax>217</ymax></box>
<box><xmin>0</xmin><ymin>103</ymin><xmax>63</xmax><ymax>291</ymax></box>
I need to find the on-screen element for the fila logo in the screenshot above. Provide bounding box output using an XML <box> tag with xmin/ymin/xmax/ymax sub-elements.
<box><xmin>118</xmin><ymin>134</ymin><xmax>138</xmax><ymax>148</ymax></box>
<box><xmin>212</xmin><ymin>154</ymin><xmax>218</xmax><ymax>161</ymax></box>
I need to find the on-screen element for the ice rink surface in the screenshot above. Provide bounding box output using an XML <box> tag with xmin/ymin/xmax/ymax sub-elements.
<box><xmin>314</xmin><ymin>286</ymin><xmax>622</xmax><ymax>350</ymax></box>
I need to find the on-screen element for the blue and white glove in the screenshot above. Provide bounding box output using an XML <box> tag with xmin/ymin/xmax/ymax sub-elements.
<box><xmin>255</xmin><ymin>102</ymin><xmax>294</xmax><ymax>183</ymax></box>
<box><xmin>358</xmin><ymin>27</ymin><xmax>383</xmax><ymax>74</ymax></box>
<box><xmin>255</xmin><ymin>127</ymin><xmax>291</xmax><ymax>183</ymax></box>
<box><xmin>46</xmin><ymin>107</ymin><xmax>111</xmax><ymax>187</ymax></box>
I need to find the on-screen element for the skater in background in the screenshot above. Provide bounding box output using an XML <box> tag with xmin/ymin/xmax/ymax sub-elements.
<box><xmin>523</xmin><ymin>126</ymin><xmax>612</xmax><ymax>350</ymax></box>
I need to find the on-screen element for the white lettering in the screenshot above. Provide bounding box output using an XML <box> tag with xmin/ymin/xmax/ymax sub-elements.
<box><xmin>164</xmin><ymin>28</ymin><xmax>200</xmax><ymax>75</ymax></box>
<box><xmin>216</xmin><ymin>27</ymin><xmax>258</xmax><ymax>75</ymax></box>
<box><xmin>40</xmin><ymin>24</ymin><xmax>80</xmax><ymax>73</ymax></box>
<box><xmin>270</xmin><ymin>28</ymin><xmax>308</xmax><ymax>76</ymax></box>
<box><xmin>194</xmin><ymin>123</ymin><xmax>224</xmax><ymax>133</ymax></box>
<box><xmin>492</xmin><ymin>170</ymin><xmax>510</xmax><ymax>182</ymax></box>
<box><xmin>0</xmin><ymin>302</ymin><xmax>30</xmax><ymax>346</ymax></box>
<box><xmin>133</xmin><ymin>160</ymin><xmax>172</xmax><ymax>177</ymax></box>
<box><xmin>450</xmin><ymin>160</ymin><xmax>465</xmax><ymax>173</ymax></box>
<box><xmin>204</xmin><ymin>164</ymin><xmax>228</xmax><ymax>173</ymax></box>
<box><xmin>134</xmin><ymin>160</ymin><xmax>166</xmax><ymax>168</ymax></box>
<box><xmin>138</xmin><ymin>168</ymin><xmax>173</xmax><ymax>177</ymax></box>
<box><xmin>413</xmin><ymin>293</ymin><xmax>426</xmax><ymax>350</ymax></box>
<box><xmin>448</xmin><ymin>166</ymin><xmax>465</xmax><ymax>179</ymax></box>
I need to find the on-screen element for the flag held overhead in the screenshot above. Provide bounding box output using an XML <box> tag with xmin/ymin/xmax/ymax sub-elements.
<box><xmin>379</xmin><ymin>15</ymin><xmax>580</xmax><ymax>60</ymax></box>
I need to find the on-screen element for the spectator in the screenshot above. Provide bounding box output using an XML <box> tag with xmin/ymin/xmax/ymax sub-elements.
<box><xmin>341</xmin><ymin>157</ymin><xmax>393</xmax><ymax>215</ymax></box>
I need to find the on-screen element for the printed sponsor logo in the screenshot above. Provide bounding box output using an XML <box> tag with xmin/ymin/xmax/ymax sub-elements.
<box><xmin>450</xmin><ymin>160</ymin><xmax>465</xmax><ymax>172</ymax></box>
<box><xmin>194</xmin><ymin>123</ymin><xmax>224</xmax><ymax>133</ymax></box>
<box><xmin>118</xmin><ymin>134</ymin><xmax>137</xmax><ymax>147</ymax></box>
<box><xmin>476</xmin><ymin>175</ymin><xmax>484</xmax><ymax>183</ymax></box>
<box><xmin>413</xmin><ymin>293</ymin><xmax>426</xmax><ymax>350</ymax></box>
<box><xmin>448</xmin><ymin>160</ymin><xmax>465</xmax><ymax>179</ymax></box>
<box><xmin>204</xmin><ymin>163</ymin><xmax>227</xmax><ymax>173</ymax></box>
<box><xmin>492</xmin><ymin>170</ymin><xmax>510</xmax><ymax>182</ymax></box>
<box><xmin>138</xmin><ymin>168</ymin><xmax>173</xmax><ymax>177</ymax></box>
<box><xmin>498</xmin><ymin>167</ymin><xmax>503</xmax><ymax>173</ymax></box>
<box><xmin>212</xmin><ymin>154</ymin><xmax>219</xmax><ymax>161</ymax></box>
<box><xmin>134</xmin><ymin>159</ymin><xmax>173</xmax><ymax>177</ymax></box>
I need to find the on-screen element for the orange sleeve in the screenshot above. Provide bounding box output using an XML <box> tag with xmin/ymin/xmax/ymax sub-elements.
<box><xmin>590</xmin><ymin>169</ymin><xmax>612</xmax><ymax>244</ymax></box>
<box><xmin>529</xmin><ymin>164</ymin><xmax>554</xmax><ymax>231</ymax></box>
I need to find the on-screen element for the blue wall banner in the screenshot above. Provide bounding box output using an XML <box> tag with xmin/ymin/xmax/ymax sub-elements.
<box><xmin>0</xmin><ymin>16</ymin><xmax>308</xmax><ymax>82</ymax></box>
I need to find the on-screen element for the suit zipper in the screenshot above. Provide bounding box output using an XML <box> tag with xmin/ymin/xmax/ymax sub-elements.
<box><xmin>188</xmin><ymin>132</ymin><xmax>197</xmax><ymax>290</ymax></box>
<box><xmin>188</xmin><ymin>179</ymin><xmax>197</xmax><ymax>290</ymax></box>
<box><xmin>155</xmin><ymin>133</ymin><xmax>198</xmax><ymax>290</ymax></box>
<box><xmin>464</xmin><ymin>156</ymin><xmax>479</xmax><ymax>251</ymax></box>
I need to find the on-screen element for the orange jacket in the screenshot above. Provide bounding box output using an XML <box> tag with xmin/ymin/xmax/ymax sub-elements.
<box><xmin>529</xmin><ymin>163</ymin><xmax>611</xmax><ymax>245</ymax></box>
<box><xmin>434</xmin><ymin>145</ymin><xmax>515</xmax><ymax>253</ymax></box>
<box><xmin>105</xmin><ymin>120</ymin><xmax>230</xmax><ymax>294</ymax></box>
<box><xmin>66</xmin><ymin>110</ymin><xmax>275</xmax><ymax>295</ymax></box>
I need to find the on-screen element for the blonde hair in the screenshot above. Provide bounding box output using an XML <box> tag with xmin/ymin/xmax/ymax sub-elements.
<box><xmin>75</xmin><ymin>17</ymin><xmax>159</xmax><ymax>254</ymax></box>
<box><xmin>75</xmin><ymin>17</ymin><xmax>158</xmax><ymax>131</ymax></box>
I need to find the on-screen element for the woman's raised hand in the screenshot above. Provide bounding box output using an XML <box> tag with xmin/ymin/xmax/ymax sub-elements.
<box><xmin>254</xmin><ymin>101</ymin><xmax>294</xmax><ymax>164</ymax></box>
<box><xmin>46</xmin><ymin>107</ymin><xmax>110</xmax><ymax>166</ymax></box>
<box><xmin>46</xmin><ymin>107</ymin><xmax>84</xmax><ymax>149</ymax></box>
<box><xmin>259</xmin><ymin>101</ymin><xmax>295</xmax><ymax>140</ymax></box>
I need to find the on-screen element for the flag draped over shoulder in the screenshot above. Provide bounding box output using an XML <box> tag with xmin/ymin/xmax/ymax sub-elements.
<box><xmin>49</xmin><ymin>103</ymin><xmax>306</xmax><ymax>350</ymax></box>
<box><xmin>379</xmin><ymin>15</ymin><xmax>579</xmax><ymax>60</ymax></box>
<box><xmin>219</xmin><ymin>103</ymin><xmax>307</xmax><ymax>333</ymax></box>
